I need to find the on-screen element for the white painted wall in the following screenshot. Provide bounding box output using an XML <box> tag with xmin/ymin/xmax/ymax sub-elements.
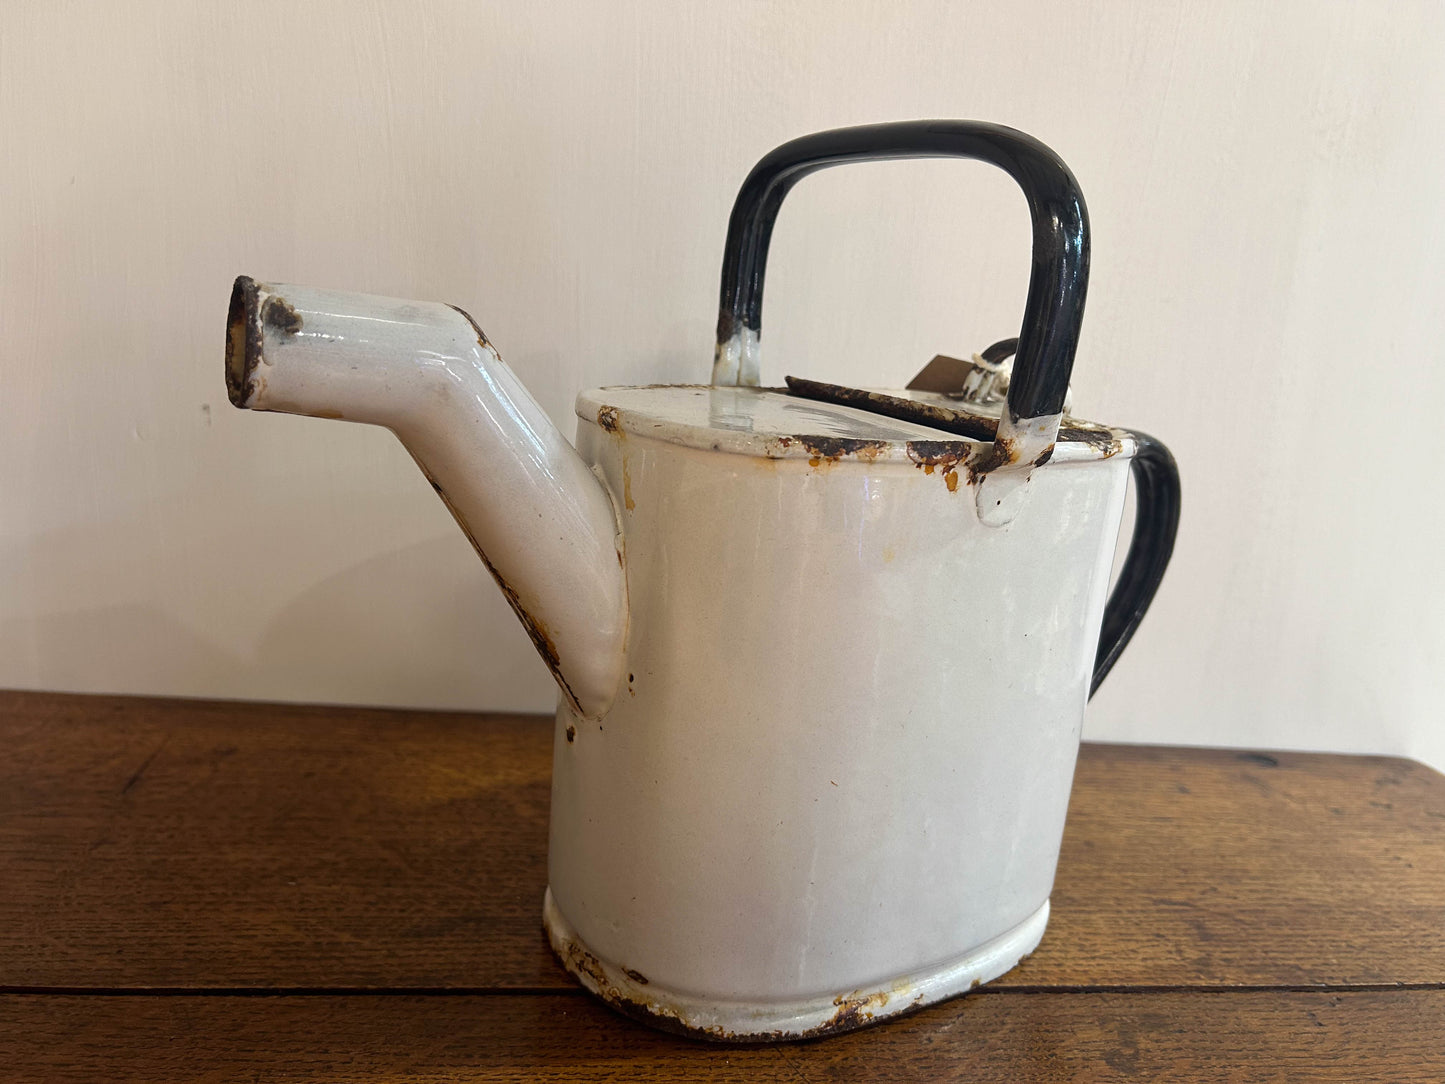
<box><xmin>2</xmin><ymin>1</ymin><xmax>1442</xmax><ymax>770</ymax></box>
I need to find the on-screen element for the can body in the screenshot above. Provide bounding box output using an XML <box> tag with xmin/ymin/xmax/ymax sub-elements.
<box><xmin>545</xmin><ymin>413</ymin><xmax>1131</xmax><ymax>1039</ymax></box>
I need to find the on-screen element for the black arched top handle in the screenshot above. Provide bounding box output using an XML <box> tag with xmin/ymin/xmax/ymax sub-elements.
<box><xmin>714</xmin><ymin>120</ymin><xmax>1089</xmax><ymax>424</ymax></box>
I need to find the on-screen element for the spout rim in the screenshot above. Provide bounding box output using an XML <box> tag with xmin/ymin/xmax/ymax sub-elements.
<box><xmin>225</xmin><ymin>275</ymin><xmax>263</xmax><ymax>408</ymax></box>
<box><xmin>227</xmin><ymin>275</ymin><xmax>307</xmax><ymax>408</ymax></box>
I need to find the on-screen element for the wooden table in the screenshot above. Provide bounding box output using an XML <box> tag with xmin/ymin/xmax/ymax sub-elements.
<box><xmin>1</xmin><ymin>690</ymin><xmax>1442</xmax><ymax>1081</ymax></box>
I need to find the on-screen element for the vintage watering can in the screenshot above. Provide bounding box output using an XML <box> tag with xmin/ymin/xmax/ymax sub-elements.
<box><xmin>223</xmin><ymin>121</ymin><xmax>1179</xmax><ymax>1040</ymax></box>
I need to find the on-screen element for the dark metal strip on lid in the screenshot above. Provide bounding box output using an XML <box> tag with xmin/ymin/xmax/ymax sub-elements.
<box><xmin>784</xmin><ymin>376</ymin><xmax>1121</xmax><ymax>448</ymax></box>
<box><xmin>785</xmin><ymin>376</ymin><xmax>999</xmax><ymax>441</ymax></box>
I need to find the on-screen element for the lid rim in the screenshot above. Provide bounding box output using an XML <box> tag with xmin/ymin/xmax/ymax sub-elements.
<box><xmin>576</xmin><ymin>386</ymin><xmax>1134</xmax><ymax>465</ymax></box>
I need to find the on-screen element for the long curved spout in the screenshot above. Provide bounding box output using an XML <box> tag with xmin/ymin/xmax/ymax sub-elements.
<box><xmin>226</xmin><ymin>277</ymin><xmax>628</xmax><ymax>719</ymax></box>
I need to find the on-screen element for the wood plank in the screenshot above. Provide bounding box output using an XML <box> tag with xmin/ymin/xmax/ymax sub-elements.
<box><xmin>4</xmin><ymin>989</ymin><xmax>1444</xmax><ymax>1083</ymax></box>
<box><xmin>1016</xmin><ymin>741</ymin><xmax>1445</xmax><ymax>988</ymax></box>
<box><xmin>0</xmin><ymin>690</ymin><xmax>559</xmax><ymax>988</ymax></box>
<box><xmin>2</xmin><ymin>690</ymin><xmax>1442</xmax><ymax>990</ymax></box>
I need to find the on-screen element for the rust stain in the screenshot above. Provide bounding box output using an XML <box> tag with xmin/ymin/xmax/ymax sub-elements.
<box><xmin>906</xmin><ymin>440</ymin><xmax>972</xmax><ymax>491</ymax></box>
<box><xmin>561</xmin><ymin>937</ymin><xmax>611</xmax><ymax>992</ymax></box>
<box><xmin>225</xmin><ymin>275</ymin><xmax>261</xmax><ymax>408</ymax></box>
<box><xmin>446</xmin><ymin>303</ymin><xmax>492</xmax><ymax>350</ymax></box>
<box><xmin>551</xmin><ymin>924</ymin><xmax>922</xmax><ymax>1043</ymax></box>
<box><xmin>565</xmin><ymin>725</ymin><xmax>576</xmax><ymax>744</ymax></box>
<box><xmin>906</xmin><ymin>440</ymin><xmax>968</xmax><ymax>471</ymax></box>
<box><xmin>260</xmin><ymin>294</ymin><xmax>302</xmax><ymax>335</ymax></box>
<box><xmin>763</xmin><ymin>435</ymin><xmax>798</xmax><ymax>460</ymax></box>
<box><xmin>821</xmin><ymin>989</ymin><xmax>889</xmax><ymax>1034</ymax></box>
<box><xmin>799</xmin><ymin>436</ymin><xmax>888</xmax><ymax>464</ymax></box>
<box><xmin>957</xmin><ymin>436</ymin><xmax>1016</xmax><ymax>484</ymax></box>
<box><xmin>597</xmin><ymin>405</ymin><xmax>621</xmax><ymax>433</ymax></box>
<box><xmin>622</xmin><ymin>455</ymin><xmax>635</xmax><ymax>510</ymax></box>
<box><xmin>479</xmin><ymin>548</ymin><xmax>561</xmax><ymax>673</ymax></box>
<box><xmin>421</xmin><ymin>467</ymin><xmax>580</xmax><ymax>711</ymax></box>
<box><xmin>1059</xmin><ymin>422</ymin><xmax>1124</xmax><ymax>457</ymax></box>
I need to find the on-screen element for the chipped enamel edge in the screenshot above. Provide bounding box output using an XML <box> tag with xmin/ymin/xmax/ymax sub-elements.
<box><xmin>575</xmin><ymin>387</ymin><xmax>1136</xmax><ymax>468</ymax></box>
<box><xmin>544</xmin><ymin>888</ymin><xmax>1049</xmax><ymax>1042</ymax></box>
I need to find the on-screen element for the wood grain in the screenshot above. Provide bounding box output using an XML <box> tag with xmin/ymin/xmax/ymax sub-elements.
<box><xmin>1017</xmin><ymin>741</ymin><xmax>1445</xmax><ymax>988</ymax></box>
<box><xmin>2</xmin><ymin>689</ymin><xmax>1443</xmax><ymax>993</ymax></box>
<box><xmin>4</xmin><ymin>989</ymin><xmax>1444</xmax><ymax>1083</ymax></box>
<box><xmin>0</xmin><ymin>690</ymin><xmax>558</xmax><ymax>989</ymax></box>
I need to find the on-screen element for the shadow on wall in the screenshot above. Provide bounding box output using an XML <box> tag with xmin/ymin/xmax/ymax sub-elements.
<box><xmin>0</xmin><ymin>527</ymin><xmax>554</xmax><ymax>711</ymax></box>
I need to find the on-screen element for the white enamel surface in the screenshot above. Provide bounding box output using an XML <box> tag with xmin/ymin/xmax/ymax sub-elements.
<box><xmin>548</xmin><ymin>413</ymin><xmax>1131</xmax><ymax>1006</ymax></box>
<box><xmin>236</xmin><ymin>283</ymin><xmax>628</xmax><ymax>719</ymax></box>
<box><xmin>979</xmin><ymin>410</ymin><xmax>1066</xmax><ymax>526</ymax></box>
<box><xmin>710</xmin><ymin>328</ymin><xmax>762</xmax><ymax>386</ymax></box>
<box><xmin>544</xmin><ymin>888</ymin><xmax>1048</xmax><ymax>1039</ymax></box>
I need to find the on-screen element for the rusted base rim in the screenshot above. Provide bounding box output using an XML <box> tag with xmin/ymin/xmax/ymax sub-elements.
<box><xmin>543</xmin><ymin>888</ymin><xmax>1049</xmax><ymax>1043</ymax></box>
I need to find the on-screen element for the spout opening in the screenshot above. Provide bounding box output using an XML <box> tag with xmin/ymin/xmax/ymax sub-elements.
<box><xmin>226</xmin><ymin>275</ymin><xmax>262</xmax><ymax>408</ymax></box>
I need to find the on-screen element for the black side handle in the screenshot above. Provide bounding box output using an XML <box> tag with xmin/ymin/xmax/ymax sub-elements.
<box><xmin>714</xmin><ymin>120</ymin><xmax>1088</xmax><ymax>424</ymax></box>
<box><xmin>1091</xmin><ymin>432</ymin><xmax>1181</xmax><ymax>696</ymax></box>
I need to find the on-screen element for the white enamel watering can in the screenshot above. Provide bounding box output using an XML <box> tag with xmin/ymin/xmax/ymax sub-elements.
<box><xmin>223</xmin><ymin>121</ymin><xmax>1179</xmax><ymax>1040</ymax></box>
